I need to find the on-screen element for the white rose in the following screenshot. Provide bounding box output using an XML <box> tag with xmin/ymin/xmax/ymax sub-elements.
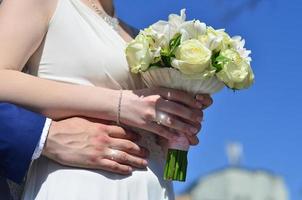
<box><xmin>171</xmin><ymin>39</ymin><xmax>212</xmax><ymax>75</ymax></box>
<box><xmin>125</xmin><ymin>34</ymin><xmax>153</xmax><ymax>73</ymax></box>
<box><xmin>216</xmin><ymin>49</ymin><xmax>254</xmax><ymax>89</ymax></box>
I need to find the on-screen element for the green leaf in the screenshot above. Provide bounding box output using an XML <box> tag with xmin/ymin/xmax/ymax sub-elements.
<box><xmin>159</xmin><ymin>33</ymin><xmax>182</xmax><ymax>67</ymax></box>
<box><xmin>169</xmin><ymin>33</ymin><xmax>182</xmax><ymax>56</ymax></box>
<box><xmin>212</xmin><ymin>53</ymin><xmax>230</xmax><ymax>73</ymax></box>
<box><xmin>161</xmin><ymin>55</ymin><xmax>172</xmax><ymax>67</ymax></box>
<box><xmin>160</xmin><ymin>47</ymin><xmax>172</xmax><ymax>67</ymax></box>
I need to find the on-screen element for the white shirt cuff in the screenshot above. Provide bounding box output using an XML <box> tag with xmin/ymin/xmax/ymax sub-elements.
<box><xmin>31</xmin><ymin>118</ymin><xmax>52</xmax><ymax>160</ymax></box>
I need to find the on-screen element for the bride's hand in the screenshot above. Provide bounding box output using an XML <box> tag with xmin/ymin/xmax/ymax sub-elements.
<box><xmin>120</xmin><ymin>88</ymin><xmax>212</xmax><ymax>140</ymax></box>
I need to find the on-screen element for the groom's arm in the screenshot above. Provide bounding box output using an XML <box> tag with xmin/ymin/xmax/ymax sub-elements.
<box><xmin>0</xmin><ymin>102</ymin><xmax>46</xmax><ymax>183</ymax></box>
<box><xmin>0</xmin><ymin>104</ymin><xmax>149</xmax><ymax>184</ymax></box>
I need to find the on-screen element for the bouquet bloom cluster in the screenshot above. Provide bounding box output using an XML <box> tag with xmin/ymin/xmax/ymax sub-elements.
<box><xmin>125</xmin><ymin>9</ymin><xmax>254</xmax><ymax>182</ymax></box>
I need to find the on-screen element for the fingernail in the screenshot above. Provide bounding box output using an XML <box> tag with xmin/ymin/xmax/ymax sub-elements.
<box><xmin>128</xmin><ymin>167</ymin><xmax>133</xmax><ymax>172</ymax></box>
<box><xmin>142</xmin><ymin>160</ymin><xmax>148</xmax><ymax>166</ymax></box>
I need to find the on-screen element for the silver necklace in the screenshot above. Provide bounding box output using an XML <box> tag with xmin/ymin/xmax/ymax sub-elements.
<box><xmin>87</xmin><ymin>0</ymin><xmax>119</xmax><ymax>30</ymax></box>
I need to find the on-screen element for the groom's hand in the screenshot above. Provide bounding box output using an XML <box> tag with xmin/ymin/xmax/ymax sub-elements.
<box><xmin>42</xmin><ymin>117</ymin><xmax>149</xmax><ymax>175</ymax></box>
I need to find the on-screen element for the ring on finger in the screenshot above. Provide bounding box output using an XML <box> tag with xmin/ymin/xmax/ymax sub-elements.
<box><xmin>155</xmin><ymin>110</ymin><xmax>168</xmax><ymax>125</ymax></box>
<box><xmin>108</xmin><ymin>149</ymin><xmax>118</xmax><ymax>161</ymax></box>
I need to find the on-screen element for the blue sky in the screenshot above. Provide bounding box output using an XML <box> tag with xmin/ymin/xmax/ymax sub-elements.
<box><xmin>116</xmin><ymin>0</ymin><xmax>302</xmax><ymax>199</ymax></box>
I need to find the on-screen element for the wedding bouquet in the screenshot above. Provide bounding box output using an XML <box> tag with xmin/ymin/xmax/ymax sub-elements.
<box><xmin>125</xmin><ymin>9</ymin><xmax>254</xmax><ymax>182</ymax></box>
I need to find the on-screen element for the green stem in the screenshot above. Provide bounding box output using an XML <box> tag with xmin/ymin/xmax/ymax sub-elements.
<box><xmin>164</xmin><ymin>149</ymin><xmax>188</xmax><ymax>182</ymax></box>
<box><xmin>173</xmin><ymin>150</ymin><xmax>180</xmax><ymax>180</ymax></box>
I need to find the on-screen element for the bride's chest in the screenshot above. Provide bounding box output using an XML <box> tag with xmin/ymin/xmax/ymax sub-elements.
<box><xmin>28</xmin><ymin>14</ymin><xmax>136</xmax><ymax>89</ymax></box>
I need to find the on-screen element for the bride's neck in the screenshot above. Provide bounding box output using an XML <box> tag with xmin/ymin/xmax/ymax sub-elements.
<box><xmin>98</xmin><ymin>0</ymin><xmax>114</xmax><ymax>17</ymax></box>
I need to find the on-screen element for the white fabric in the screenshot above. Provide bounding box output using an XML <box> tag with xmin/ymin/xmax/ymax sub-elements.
<box><xmin>22</xmin><ymin>0</ymin><xmax>174</xmax><ymax>199</ymax></box>
<box><xmin>31</xmin><ymin>118</ymin><xmax>52</xmax><ymax>160</ymax></box>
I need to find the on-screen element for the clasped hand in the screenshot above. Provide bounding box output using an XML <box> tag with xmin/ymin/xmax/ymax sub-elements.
<box><xmin>43</xmin><ymin>88</ymin><xmax>213</xmax><ymax>175</ymax></box>
<box><xmin>120</xmin><ymin>88</ymin><xmax>213</xmax><ymax>145</ymax></box>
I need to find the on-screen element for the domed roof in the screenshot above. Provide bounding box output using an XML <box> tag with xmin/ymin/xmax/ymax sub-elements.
<box><xmin>183</xmin><ymin>167</ymin><xmax>288</xmax><ymax>200</ymax></box>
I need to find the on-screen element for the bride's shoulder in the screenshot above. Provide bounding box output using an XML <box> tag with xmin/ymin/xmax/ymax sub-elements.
<box><xmin>0</xmin><ymin>0</ymin><xmax>58</xmax><ymax>24</ymax></box>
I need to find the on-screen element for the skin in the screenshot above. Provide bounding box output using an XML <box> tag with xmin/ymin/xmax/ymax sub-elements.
<box><xmin>43</xmin><ymin>118</ymin><xmax>150</xmax><ymax>174</ymax></box>
<box><xmin>0</xmin><ymin>0</ymin><xmax>213</xmax><ymax>174</ymax></box>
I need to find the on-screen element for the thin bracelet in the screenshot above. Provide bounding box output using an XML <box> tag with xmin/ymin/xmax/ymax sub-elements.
<box><xmin>117</xmin><ymin>89</ymin><xmax>123</xmax><ymax>125</ymax></box>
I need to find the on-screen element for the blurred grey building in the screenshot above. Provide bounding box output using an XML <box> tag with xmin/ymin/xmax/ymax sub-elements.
<box><xmin>177</xmin><ymin>142</ymin><xmax>289</xmax><ymax>200</ymax></box>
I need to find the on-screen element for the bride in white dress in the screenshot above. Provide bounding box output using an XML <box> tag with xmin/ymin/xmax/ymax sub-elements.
<box><xmin>0</xmin><ymin>0</ymin><xmax>211</xmax><ymax>199</ymax></box>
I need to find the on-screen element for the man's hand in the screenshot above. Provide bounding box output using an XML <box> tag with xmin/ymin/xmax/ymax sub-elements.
<box><xmin>42</xmin><ymin>117</ymin><xmax>149</xmax><ymax>175</ymax></box>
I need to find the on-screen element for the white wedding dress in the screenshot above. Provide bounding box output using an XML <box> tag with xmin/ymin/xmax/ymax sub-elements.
<box><xmin>21</xmin><ymin>0</ymin><xmax>174</xmax><ymax>199</ymax></box>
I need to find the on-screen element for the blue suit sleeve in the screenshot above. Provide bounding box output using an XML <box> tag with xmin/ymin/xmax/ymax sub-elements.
<box><xmin>0</xmin><ymin>103</ymin><xmax>46</xmax><ymax>183</ymax></box>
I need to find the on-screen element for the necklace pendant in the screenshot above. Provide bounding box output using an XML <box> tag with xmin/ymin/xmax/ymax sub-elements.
<box><xmin>87</xmin><ymin>0</ymin><xmax>119</xmax><ymax>31</ymax></box>
<box><xmin>107</xmin><ymin>17</ymin><xmax>120</xmax><ymax>31</ymax></box>
<box><xmin>99</xmin><ymin>12</ymin><xmax>120</xmax><ymax>31</ymax></box>
<box><xmin>103</xmin><ymin>15</ymin><xmax>119</xmax><ymax>30</ymax></box>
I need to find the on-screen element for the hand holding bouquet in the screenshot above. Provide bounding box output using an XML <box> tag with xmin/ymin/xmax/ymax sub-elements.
<box><xmin>125</xmin><ymin>9</ymin><xmax>254</xmax><ymax>181</ymax></box>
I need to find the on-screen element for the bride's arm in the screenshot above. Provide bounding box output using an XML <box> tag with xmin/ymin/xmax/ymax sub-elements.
<box><xmin>0</xmin><ymin>70</ymin><xmax>121</xmax><ymax>120</ymax></box>
<box><xmin>0</xmin><ymin>0</ymin><xmax>121</xmax><ymax>120</ymax></box>
<box><xmin>0</xmin><ymin>0</ymin><xmax>210</xmax><ymax>142</ymax></box>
